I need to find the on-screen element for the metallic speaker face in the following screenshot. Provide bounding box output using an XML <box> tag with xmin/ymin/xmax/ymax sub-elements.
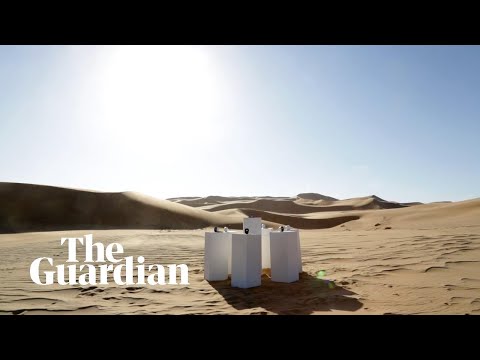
<box><xmin>244</xmin><ymin>228</ymin><xmax>249</xmax><ymax>234</ymax></box>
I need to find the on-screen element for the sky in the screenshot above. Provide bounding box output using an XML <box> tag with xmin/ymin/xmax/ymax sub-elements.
<box><xmin>0</xmin><ymin>45</ymin><xmax>479</xmax><ymax>203</ymax></box>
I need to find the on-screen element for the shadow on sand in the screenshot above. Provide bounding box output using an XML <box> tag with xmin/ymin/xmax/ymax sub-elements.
<box><xmin>208</xmin><ymin>271</ymin><xmax>363</xmax><ymax>314</ymax></box>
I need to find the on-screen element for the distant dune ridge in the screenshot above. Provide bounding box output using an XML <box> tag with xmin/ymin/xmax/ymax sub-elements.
<box><xmin>296</xmin><ymin>193</ymin><xmax>338</xmax><ymax>201</ymax></box>
<box><xmin>167</xmin><ymin>195</ymin><xmax>296</xmax><ymax>207</ymax></box>
<box><xmin>1</xmin><ymin>182</ymin><xmax>479</xmax><ymax>233</ymax></box>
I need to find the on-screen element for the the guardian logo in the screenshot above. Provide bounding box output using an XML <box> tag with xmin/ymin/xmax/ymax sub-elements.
<box><xmin>30</xmin><ymin>234</ymin><xmax>189</xmax><ymax>286</ymax></box>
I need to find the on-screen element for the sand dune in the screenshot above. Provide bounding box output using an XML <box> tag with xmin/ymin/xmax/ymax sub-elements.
<box><xmin>297</xmin><ymin>193</ymin><xmax>338</xmax><ymax>201</ymax></box>
<box><xmin>170</xmin><ymin>193</ymin><xmax>408</xmax><ymax>211</ymax></box>
<box><xmin>0</xmin><ymin>183</ymin><xmax>407</xmax><ymax>233</ymax></box>
<box><xmin>168</xmin><ymin>193</ymin><xmax>339</xmax><ymax>208</ymax></box>
<box><xmin>0</xmin><ymin>182</ymin><xmax>244</xmax><ymax>233</ymax></box>
<box><xmin>192</xmin><ymin>195</ymin><xmax>409</xmax><ymax>214</ymax></box>
<box><xmin>238</xmin><ymin>209</ymin><xmax>360</xmax><ymax>229</ymax></box>
<box><xmin>168</xmin><ymin>195</ymin><xmax>296</xmax><ymax>207</ymax></box>
<box><xmin>339</xmin><ymin>198</ymin><xmax>480</xmax><ymax>231</ymax></box>
<box><xmin>2</xmin><ymin>182</ymin><xmax>478</xmax><ymax>234</ymax></box>
<box><xmin>203</xmin><ymin>199</ymin><xmax>336</xmax><ymax>214</ymax></box>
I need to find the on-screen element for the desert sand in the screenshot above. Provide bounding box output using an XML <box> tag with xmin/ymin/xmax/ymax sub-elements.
<box><xmin>1</xmin><ymin>182</ymin><xmax>479</xmax><ymax>314</ymax></box>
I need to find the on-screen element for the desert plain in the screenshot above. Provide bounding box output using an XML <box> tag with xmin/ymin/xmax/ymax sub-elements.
<box><xmin>1</xmin><ymin>182</ymin><xmax>479</xmax><ymax>314</ymax></box>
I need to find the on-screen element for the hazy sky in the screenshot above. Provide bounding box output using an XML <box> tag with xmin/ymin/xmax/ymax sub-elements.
<box><xmin>1</xmin><ymin>45</ymin><xmax>479</xmax><ymax>202</ymax></box>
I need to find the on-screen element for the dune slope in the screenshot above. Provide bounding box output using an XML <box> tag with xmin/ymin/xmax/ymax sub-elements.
<box><xmin>0</xmin><ymin>183</ymin><xmax>242</xmax><ymax>233</ymax></box>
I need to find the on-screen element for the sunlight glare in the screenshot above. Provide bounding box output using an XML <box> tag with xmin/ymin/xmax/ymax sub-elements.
<box><xmin>99</xmin><ymin>46</ymin><xmax>216</xmax><ymax>149</ymax></box>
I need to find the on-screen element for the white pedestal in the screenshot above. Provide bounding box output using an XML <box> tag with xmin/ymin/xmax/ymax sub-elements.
<box><xmin>225</xmin><ymin>230</ymin><xmax>238</xmax><ymax>274</ymax></box>
<box><xmin>243</xmin><ymin>217</ymin><xmax>262</xmax><ymax>235</ymax></box>
<box><xmin>204</xmin><ymin>232</ymin><xmax>232</xmax><ymax>281</ymax></box>
<box><xmin>270</xmin><ymin>231</ymin><xmax>300</xmax><ymax>283</ymax></box>
<box><xmin>294</xmin><ymin>229</ymin><xmax>302</xmax><ymax>273</ymax></box>
<box><xmin>231</xmin><ymin>233</ymin><xmax>262</xmax><ymax>288</ymax></box>
<box><xmin>261</xmin><ymin>228</ymin><xmax>272</xmax><ymax>269</ymax></box>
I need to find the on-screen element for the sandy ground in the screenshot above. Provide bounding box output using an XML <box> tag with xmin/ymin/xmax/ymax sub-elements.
<box><xmin>1</xmin><ymin>183</ymin><xmax>479</xmax><ymax>314</ymax></box>
<box><xmin>1</xmin><ymin>226</ymin><xmax>480</xmax><ymax>315</ymax></box>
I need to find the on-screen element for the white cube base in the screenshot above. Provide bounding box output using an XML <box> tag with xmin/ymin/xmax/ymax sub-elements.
<box><xmin>293</xmin><ymin>229</ymin><xmax>302</xmax><ymax>273</ymax></box>
<box><xmin>204</xmin><ymin>231</ymin><xmax>232</xmax><ymax>281</ymax></box>
<box><xmin>261</xmin><ymin>228</ymin><xmax>272</xmax><ymax>269</ymax></box>
<box><xmin>231</xmin><ymin>234</ymin><xmax>262</xmax><ymax>288</ymax></box>
<box><xmin>243</xmin><ymin>217</ymin><xmax>262</xmax><ymax>235</ymax></box>
<box><xmin>225</xmin><ymin>230</ymin><xmax>237</xmax><ymax>274</ymax></box>
<box><xmin>270</xmin><ymin>230</ymin><xmax>300</xmax><ymax>283</ymax></box>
